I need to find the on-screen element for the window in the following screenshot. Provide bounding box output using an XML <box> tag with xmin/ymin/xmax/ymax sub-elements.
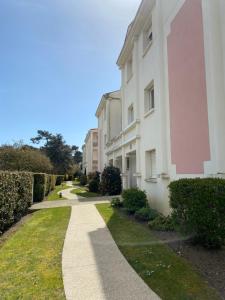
<box><xmin>145</xmin><ymin>150</ymin><xmax>156</xmax><ymax>179</ymax></box>
<box><xmin>128</xmin><ymin>104</ymin><xmax>134</xmax><ymax>124</ymax></box>
<box><xmin>126</xmin><ymin>157</ymin><xmax>130</xmax><ymax>170</ymax></box>
<box><xmin>144</xmin><ymin>83</ymin><xmax>154</xmax><ymax>113</ymax></box>
<box><xmin>143</xmin><ymin>22</ymin><xmax>153</xmax><ymax>51</ymax></box>
<box><xmin>127</xmin><ymin>56</ymin><xmax>133</xmax><ymax>81</ymax></box>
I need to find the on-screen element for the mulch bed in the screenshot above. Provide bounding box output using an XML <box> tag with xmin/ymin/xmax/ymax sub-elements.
<box><xmin>153</xmin><ymin>230</ymin><xmax>225</xmax><ymax>300</ymax></box>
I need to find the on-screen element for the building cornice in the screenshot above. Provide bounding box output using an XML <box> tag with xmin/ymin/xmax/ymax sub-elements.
<box><xmin>117</xmin><ymin>0</ymin><xmax>155</xmax><ymax>67</ymax></box>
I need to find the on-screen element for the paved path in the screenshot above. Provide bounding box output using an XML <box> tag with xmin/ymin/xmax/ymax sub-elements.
<box><xmin>62</xmin><ymin>205</ymin><xmax>160</xmax><ymax>300</ymax></box>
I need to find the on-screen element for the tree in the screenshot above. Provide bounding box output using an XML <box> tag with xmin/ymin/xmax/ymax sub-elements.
<box><xmin>72</xmin><ymin>146</ymin><xmax>82</xmax><ymax>164</ymax></box>
<box><xmin>31</xmin><ymin>130</ymin><xmax>79</xmax><ymax>174</ymax></box>
<box><xmin>0</xmin><ymin>144</ymin><xmax>53</xmax><ymax>173</ymax></box>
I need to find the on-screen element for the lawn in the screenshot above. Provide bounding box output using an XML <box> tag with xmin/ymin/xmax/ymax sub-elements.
<box><xmin>96</xmin><ymin>204</ymin><xmax>221</xmax><ymax>300</ymax></box>
<box><xmin>71</xmin><ymin>186</ymin><xmax>100</xmax><ymax>198</ymax></box>
<box><xmin>47</xmin><ymin>183</ymin><xmax>71</xmax><ymax>201</ymax></box>
<box><xmin>0</xmin><ymin>207</ymin><xmax>70</xmax><ymax>299</ymax></box>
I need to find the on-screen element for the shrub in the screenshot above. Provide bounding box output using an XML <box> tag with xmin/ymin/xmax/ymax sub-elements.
<box><xmin>56</xmin><ymin>175</ymin><xmax>64</xmax><ymax>186</ymax></box>
<box><xmin>80</xmin><ymin>174</ymin><xmax>87</xmax><ymax>186</ymax></box>
<box><xmin>89</xmin><ymin>180</ymin><xmax>99</xmax><ymax>193</ymax></box>
<box><xmin>0</xmin><ymin>171</ymin><xmax>33</xmax><ymax>234</ymax></box>
<box><xmin>134</xmin><ymin>207</ymin><xmax>158</xmax><ymax>222</ymax></box>
<box><xmin>148</xmin><ymin>215</ymin><xmax>175</xmax><ymax>231</ymax></box>
<box><xmin>111</xmin><ymin>197</ymin><xmax>123</xmax><ymax>208</ymax></box>
<box><xmin>169</xmin><ymin>178</ymin><xmax>225</xmax><ymax>248</ymax></box>
<box><xmin>88</xmin><ymin>172</ymin><xmax>100</xmax><ymax>193</ymax></box>
<box><xmin>33</xmin><ymin>173</ymin><xmax>46</xmax><ymax>202</ymax></box>
<box><xmin>88</xmin><ymin>172</ymin><xmax>100</xmax><ymax>182</ymax></box>
<box><xmin>122</xmin><ymin>188</ymin><xmax>147</xmax><ymax>214</ymax></box>
<box><xmin>68</xmin><ymin>174</ymin><xmax>74</xmax><ymax>181</ymax></box>
<box><xmin>100</xmin><ymin>166</ymin><xmax>122</xmax><ymax>196</ymax></box>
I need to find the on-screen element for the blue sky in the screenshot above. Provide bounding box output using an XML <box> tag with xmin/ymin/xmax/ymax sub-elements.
<box><xmin>0</xmin><ymin>0</ymin><xmax>140</xmax><ymax>149</ymax></box>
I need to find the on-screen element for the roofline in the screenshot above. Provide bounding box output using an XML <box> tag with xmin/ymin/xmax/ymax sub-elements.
<box><xmin>116</xmin><ymin>0</ymin><xmax>155</xmax><ymax>67</ymax></box>
<box><xmin>95</xmin><ymin>90</ymin><xmax>121</xmax><ymax>118</ymax></box>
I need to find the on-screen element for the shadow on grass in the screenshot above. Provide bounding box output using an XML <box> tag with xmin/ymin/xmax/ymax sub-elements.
<box><xmin>93</xmin><ymin>204</ymin><xmax>221</xmax><ymax>300</ymax></box>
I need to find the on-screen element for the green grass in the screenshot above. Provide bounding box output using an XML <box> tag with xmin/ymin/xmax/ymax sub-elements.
<box><xmin>71</xmin><ymin>186</ymin><xmax>100</xmax><ymax>198</ymax></box>
<box><xmin>47</xmin><ymin>183</ymin><xmax>71</xmax><ymax>201</ymax></box>
<box><xmin>73</xmin><ymin>178</ymin><xmax>80</xmax><ymax>186</ymax></box>
<box><xmin>96</xmin><ymin>204</ymin><xmax>221</xmax><ymax>300</ymax></box>
<box><xmin>0</xmin><ymin>207</ymin><xmax>71</xmax><ymax>299</ymax></box>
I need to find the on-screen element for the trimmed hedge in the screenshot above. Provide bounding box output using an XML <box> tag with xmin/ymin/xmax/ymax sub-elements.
<box><xmin>169</xmin><ymin>178</ymin><xmax>225</xmax><ymax>248</ymax></box>
<box><xmin>33</xmin><ymin>174</ymin><xmax>56</xmax><ymax>202</ymax></box>
<box><xmin>88</xmin><ymin>171</ymin><xmax>100</xmax><ymax>193</ymax></box>
<box><xmin>56</xmin><ymin>175</ymin><xmax>64</xmax><ymax>186</ymax></box>
<box><xmin>0</xmin><ymin>171</ymin><xmax>33</xmax><ymax>234</ymax></box>
<box><xmin>33</xmin><ymin>173</ymin><xmax>46</xmax><ymax>202</ymax></box>
<box><xmin>122</xmin><ymin>188</ymin><xmax>147</xmax><ymax>214</ymax></box>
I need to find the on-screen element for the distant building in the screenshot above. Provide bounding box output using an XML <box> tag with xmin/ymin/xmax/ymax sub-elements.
<box><xmin>95</xmin><ymin>90</ymin><xmax>122</xmax><ymax>173</ymax></box>
<box><xmin>82</xmin><ymin>129</ymin><xmax>98</xmax><ymax>174</ymax></box>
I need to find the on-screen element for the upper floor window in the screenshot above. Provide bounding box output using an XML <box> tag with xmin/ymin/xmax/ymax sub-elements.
<box><xmin>127</xmin><ymin>56</ymin><xmax>133</xmax><ymax>81</ymax></box>
<box><xmin>144</xmin><ymin>82</ymin><xmax>154</xmax><ymax>114</ymax></box>
<box><xmin>143</xmin><ymin>22</ymin><xmax>153</xmax><ymax>52</ymax></box>
<box><xmin>128</xmin><ymin>104</ymin><xmax>134</xmax><ymax>124</ymax></box>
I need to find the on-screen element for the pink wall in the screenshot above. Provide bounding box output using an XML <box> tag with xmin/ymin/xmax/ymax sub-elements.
<box><xmin>167</xmin><ymin>0</ymin><xmax>210</xmax><ymax>174</ymax></box>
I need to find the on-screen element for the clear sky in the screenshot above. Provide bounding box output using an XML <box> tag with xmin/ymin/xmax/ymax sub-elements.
<box><xmin>0</xmin><ymin>0</ymin><xmax>140</xmax><ymax>149</ymax></box>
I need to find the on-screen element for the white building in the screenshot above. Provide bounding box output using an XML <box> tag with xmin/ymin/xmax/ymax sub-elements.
<box><xmin>95</xmin><ymin>90</ymin><xmax>122</xmax><ymax>172</ymax></box>
<box><xmin>82</xmin><ymin>129</ymin><xmax>98</xmax><ymax>174</ymax></box>
<box><xmin>96</xmin><ymin>0</ymin><xmax>225</xmax><ymax>215</ymax></box>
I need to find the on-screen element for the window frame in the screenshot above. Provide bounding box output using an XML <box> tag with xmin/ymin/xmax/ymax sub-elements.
<box><xmin>128</xmin><ymin>104</ymin><xmax>134</xmax><ymax>125</ymax></box>
<box><xmin>144</xmin><ymin>82</ymin><xmax>155</xmax><ymax>115</ymax></box>
<box><xmin>143</xmin><ymin>19</ymin><xmax>153</xmax><ymax>55</ymax></box>
<box><xmin>145</xmin><ymin>149</ymin><xmax>157</xmax><ymax>180</ymax></box>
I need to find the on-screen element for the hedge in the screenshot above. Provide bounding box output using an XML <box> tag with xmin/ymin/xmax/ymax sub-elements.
<box><xmin>56</xmin><ymin>175</ymin><xmax>64</xmax><ymax>186</ymax></box>
<box><xmin>33</xmin><ymin>173</ymin><xmax>46</xmax><ymax>202</ymax></box>
<box><xmin>33</xmin><ymin>174</ymin><xmax>56</xmax><ymax>202</ymax></box>
<box><xmin>0</xmin><ymin>171</ymin><xmax>33</xmax><ymax>234</ymax></box>
<box><xmin>169</xmin><ymin>178</ymin><xmax>225</xmax><ymax>248</ymax></box>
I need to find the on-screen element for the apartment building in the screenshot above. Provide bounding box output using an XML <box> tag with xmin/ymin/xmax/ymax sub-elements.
<box><xmin>82</xmin><ymin>129</ymin><xmax>98</xmax><ymax>174</ymax></box>
<box><xmin>95</xmin><ymin>90</ymin><xmax>122</xmax><ymax>172</ymax></box>
<box><xmin>96</xmin><ymin>0</ymin><xmax>225</xmax><ymax>215</ymax></box>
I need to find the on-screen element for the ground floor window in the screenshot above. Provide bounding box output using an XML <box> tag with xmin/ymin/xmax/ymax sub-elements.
<box><xmin>145</xmin><ymin>149</ymin><xmax>156</xmax><ymax>178</ymax></box>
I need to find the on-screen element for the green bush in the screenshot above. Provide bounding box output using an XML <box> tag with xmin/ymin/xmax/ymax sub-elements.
<box><xmin>56</xmin><ymin>175</ymin><xmax>64</xmax><ymax>186</ymax></box>
<box><xmin>89</xmin><ymin>180</ymin><xmax>99</xmax><ymax>193</ymax></box>
<box><xmin>88</xmin><ymin>172</ymin><xmax>100</xmax><ymax>193</ymax></box>
<box><xmin>134</xmin><ymin>207</ymin><xmax>158</xmax><ymax>222</ymax></box>
<box><xmin>148</xmin><ymin>215</ymin><xmax>175</xmax><ymax>231</ymax></box>
<box><xmin>122</xmin><ymin>188</ymin><xmax>147</xmax><ymax>214</ymax></box>
<box><xmin>111</xmin><ymin>197</ymin><xmax>123</xmax><ymax>208</ymax></box>
<box><xmin>80</xmin><ymin>174</ymin><xmax>87</xmax><ymax>186</ymax></box>
<box><xmin>169</xmin><ymin>178</ymin><xmax>225</xmax><ymax>248</ymax></box>
<box><xmin>100</xmin><ymin>166</ymin><xmax>122</xmax><ymax>196</ymax></box>
<box><xmin>0</xmin><ymin>171</ymin><xmax>33</xmax><ymax>234</ymax></box>
<box><xmin>33</xmin><ymin>173</ymin><xmax>46</xmax><ymax>202</ymax></box>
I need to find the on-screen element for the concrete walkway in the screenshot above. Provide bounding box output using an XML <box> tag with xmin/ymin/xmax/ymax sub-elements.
<box><xmin>62</xmin><ymin>205</ymin><xmax>160</xmax><ymax>300</ymax></box>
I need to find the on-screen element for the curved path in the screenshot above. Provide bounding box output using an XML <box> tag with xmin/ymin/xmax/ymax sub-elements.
<box><xmin>32</xmin><ymin>185</ymin><xmax>160</xmax><ymax>300</ymax></box>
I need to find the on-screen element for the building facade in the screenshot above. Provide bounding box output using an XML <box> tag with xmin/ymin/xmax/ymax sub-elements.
<box><xmin>95</xmin><ymin>90</ymin><xmax>122</xmax><ymax>172</ymax></box>
<box><xmin>96</xmin><ymin>0</ymin><xmax>225</xmax><ymax>215</ymax></box>
<box><xmin>82</xmin><ymin>129</ymin><xmax>99</xmax><ymax>174</ymax></box>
